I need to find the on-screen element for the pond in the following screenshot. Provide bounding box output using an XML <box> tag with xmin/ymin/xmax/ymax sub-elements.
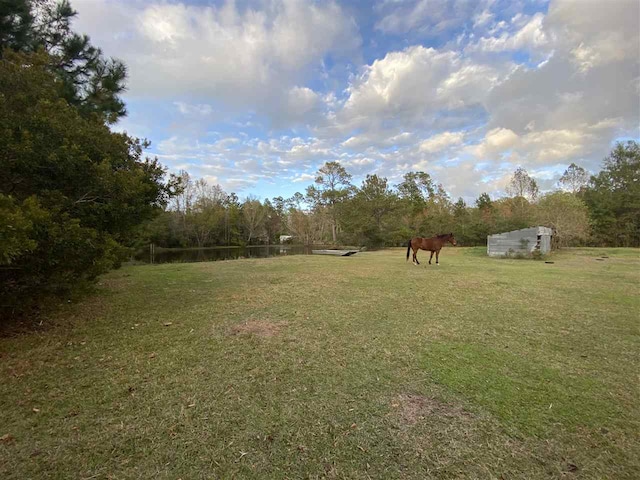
<box><xmin>133</xmin><ymin>245</ymin><xmax>326</xmax><ymax>264</ymax></box>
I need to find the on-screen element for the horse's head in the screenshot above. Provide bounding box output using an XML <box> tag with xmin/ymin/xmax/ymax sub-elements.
<box><xmin>448</xmin><ymin>233</ymin><xmax>457</xmax><ymax>246</ymax></box>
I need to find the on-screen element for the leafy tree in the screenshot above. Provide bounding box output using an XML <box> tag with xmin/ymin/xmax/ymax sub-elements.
<box><xmin>133</xmin><ymin>210</ymin><xmax>185</xmax><ymax>249</ymax></box>
<box><xmin>189</xmin><ymin>180</ymin><xmax>226</xmax><ymax>246</ymax></box>
<box><xmin>397</xmin><ymin>171</ymin><xmax>436</xmax><ymax>206</ymax></box>
<box><xmin>0</xmin><ymin>51</ymin><xmax>173</xmax><ymax>315</ymax></box>
<box><xmin>535</xmin><ymin>192</ymin><xmax>591</xmax><ymax>247</ymax></box>
<box><xmin>0</xmin><ymin>0</ymin><xmax>32</xmax><ymax>51</ymax></box>
<box><xmin>0</xmin><ymin>195</ymin><xmax>40</xmax><ymax>264</ymax></box>
<box><xmin>581</xmin><ymin>141</ymin><xmax>640</xmax><ymax>246</ymax></box>
<box><xmin>271</xmin><ymin>196</ymin><xmax>287</xmax><ymax>217</ymax></box>
<box><xmin>452</xmin><ymin>198</ymin><xmax>472</xmax><ymax>245</ymax></box>
<box><xmin>559</xmin><ymin>163</ymin><xmax>589</xmax><ymax>193</ymax></box>
<box><xmin>241</xmin><ymin>196</ymin><xmax>266</xmax><ymax>244</ymax></box>
<box><xmin>286</xmin><ymin>192</ymin><xmax>306</xmax><ymax>210</ymax></box>
<box><xmin>263</xmin><ymin>199</ymin><xmax>284</xmax><ymax>244</ymax></box>
<box><xmin>223</xmin><ymin>193</ymin><xmax>242</xmax><ymax>245</ymax></box>
<box><xmin>342</xmin><ymin>174</ymin><xmax>398</xmax><ymax>247</ymax></box>
<box><xmin>418</xmin><ymin>183</ymin><xmax>453</xmax><ymax>235</ymax></box>
<box><xmin>169</xmin><ymin>171</ymin><xmax>196</xmax><ymax>244</ymax></box>
<box><xmin>505</xmin><ymin>167</ymin><xmax>538</xmax><ymax>229</ymax></box>
<box><xmin>1</xmin><ymin>0</ymin><xmax>126</xmax><ymax>123</ymax></box>
<box><xmin>493</xmin><ymin>197</ymin><xmax>534</xmax><ymax>232</ymax></box>
<box><xmin>507</xmin><ymin>167</ymin><xmax>539</xmax><ymax>201</ymax></box>
<box><xmin>396</xmin><ymin>172</ymin><xmax>445</xmax><ymax>235</ymax></box>
<box><xmin>461</xmin><ymin>194</ymin><xmax>495</xmax><ymax>245</ymax></box>
<box><xmin>287</xmin><ymin>208</ymin><xmax>313</xmax><ymax>245</ymax></box>
<box><xmin>475</xmin><ymin>193</ymin><xmax>493</xmax><ymax>211</ymax></box>
<box><xmin>191</xmin><ymin>209</ymin><xmax>222</xmax><ymax>248</ymax></box>
<box><xmin>306</xmin><ymin>161</ymin><xmax>352</xmax><ymax>243</ymax></box>
<box><xmin>357</xmin><ymin>175</ymin><xmax>395</xmax><ymax>229</ymax></box>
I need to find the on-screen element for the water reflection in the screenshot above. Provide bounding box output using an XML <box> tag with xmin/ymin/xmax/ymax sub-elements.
<box><xmin>134</xmin><ymin>245</ymin><xmax>320</xmax><ymax>264</ymax></box>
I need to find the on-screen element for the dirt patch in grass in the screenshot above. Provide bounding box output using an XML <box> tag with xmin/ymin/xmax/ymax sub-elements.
<box><xmin>393</xmin><ymin>393</ymin><xmax>475</xmax><ymax>426</ymax></box>
<box><xmin>229</xmin><ymin>319</ymin><xmax>287</xmax><ymax>338</ymax></box>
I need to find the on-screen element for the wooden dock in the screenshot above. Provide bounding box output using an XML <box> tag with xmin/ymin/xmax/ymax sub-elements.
<box><xmin>312</xmin><ymin>250</ymin><xmax>359</xmax><ymax>256</ymax></box>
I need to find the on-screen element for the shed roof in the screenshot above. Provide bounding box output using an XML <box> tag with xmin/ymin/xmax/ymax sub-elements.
<box><xmin>488</xmin><ymin>226</ymin><xmax>552</xmax><ymax>238</ymax></box>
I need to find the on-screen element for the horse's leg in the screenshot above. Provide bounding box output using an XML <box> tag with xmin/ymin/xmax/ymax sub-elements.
<box><xmin>413</xmin><ymin>247</ymin><xmax>420</xmax><ymax>265</ymax></box>
<box><xmin>436</xmin><ymin>249</ymin><xmax>440</xmax><ymax>265</ymax></box>
<box><xmin>429</xmin><ymin>251</ymin><xmax>434</xmax><ymax>265</ymax></box>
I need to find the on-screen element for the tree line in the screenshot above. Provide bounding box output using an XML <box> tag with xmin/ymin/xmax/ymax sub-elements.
<box><xmin>1</xmin><ymin>1</ymin><xmax>638</xmax><ymax>319</ymax></box>
<box><xmin>138</xmin><ymin>141</ymin><xmax>639</xmax><ymax>251</ymax></box>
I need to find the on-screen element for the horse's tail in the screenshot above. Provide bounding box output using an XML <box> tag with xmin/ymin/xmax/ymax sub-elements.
<box><xmin>406</xmin><ymin>239</ymin><xmax>412</xmax><ymax>261</ymax></box>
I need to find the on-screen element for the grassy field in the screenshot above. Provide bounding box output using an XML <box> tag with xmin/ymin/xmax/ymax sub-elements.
<box><xmin>1</xmin><ymin>247</ymin><xmax>639</xmax><ymax>479</ymax></box>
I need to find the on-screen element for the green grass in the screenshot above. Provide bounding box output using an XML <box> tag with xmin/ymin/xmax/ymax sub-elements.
<box><xmin>1</xmin><ymin>247</ymin><xmax>639</xmax><ymax>479</ymax></box>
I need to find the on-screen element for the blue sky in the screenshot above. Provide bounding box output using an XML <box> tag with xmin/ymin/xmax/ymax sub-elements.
<box><xmin>72</xmin><ymin>0</ymin><xmax>639</xmax><ymax>202</ymax></box>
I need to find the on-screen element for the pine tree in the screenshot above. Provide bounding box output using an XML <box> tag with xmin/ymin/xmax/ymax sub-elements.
<box><xmin>1</xmin><ymin>0</ymin><xmax>127</xmax><ymax>123</ymax></box>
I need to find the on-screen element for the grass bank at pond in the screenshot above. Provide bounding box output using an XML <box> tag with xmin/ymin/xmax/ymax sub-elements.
<box><xmin>1</xmin><ymin>247</ymin><xmax>639</xmax><ymax>479</ymax></box>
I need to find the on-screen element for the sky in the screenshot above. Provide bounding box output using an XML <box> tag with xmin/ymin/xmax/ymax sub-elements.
<box><xmin>71</xmin><ymin>0</ymin><xmax>640</xmax><ymax>202</ymax></box>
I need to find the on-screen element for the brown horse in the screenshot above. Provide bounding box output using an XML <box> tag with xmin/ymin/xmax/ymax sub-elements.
<box><xmin>406</xmin><ymin>233</ymin><xmax>457</xmax><ymax>266</ymax></box>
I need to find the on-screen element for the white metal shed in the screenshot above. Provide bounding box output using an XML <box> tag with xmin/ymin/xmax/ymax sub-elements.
<box><xmin>487</xmin><ymin>226</ymin><xmax>553</xmax><ymax>257</ymax></box>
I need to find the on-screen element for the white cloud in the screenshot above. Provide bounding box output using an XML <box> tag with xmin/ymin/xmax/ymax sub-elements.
<box><xmin>351</xmin><ymin>157</ymin><xmax>376</xmax><ymax>166</ymax></box>
<box><xmin>473</xmin><ymin>9</ymin><xmax>494</xmax><ymax>29</ymax></box>
<box><xmin>419</xmin><ymin>131</ymin><xmax>465</xmax><ymax>153</ymax></box>
<box><xmin>468</xmin><ymin>122</ymin><xmax>624</xmax><ymax>167</ymax></box>
<box><xmin>467</xmin><ymin>13</ymin><xmax>549</xmax><ymax>54</ymax></box>
<box><xmin>72</xmin><ymin>0</ymin><xmax>361</xmax><ymax>125</ymax></box>
<box><xmin>285</xmin><ymin>87</ymin><xmax>322</xmax><ymax>124</ymax></box>
<box><xmin>479</xmin><ymin>2</ymin><xmax>639</xmax><ymax>172</ymax></box>
<box><xmin>139</xmin><ymin>4</ymin><xmax>191</xmax><ymax>45</ymax></box>
<box><xmin>473</xmin><ymin>128</ymin><xmax>519</xmax><ymax>156</ymax></box>
<box><xmin>342</xmin><ymin>136</ymin><xmax>367</xmax><ymax>149</ymax></box>
<box><xmin>520</xmin><ymin>129</ymin><xmax>591</xmax><ymax>162</ymax></box>
<box><xmin>174</xmin><ymin>102</ymin><xmax>213</xmax><ymax>116</ymax></box>
<box><xmin>339</xmin><ymin>46</ymin><xmax>503</xmax><ymax>131</ymax></box>
<box><xmin>374</xmin><ymin>0</ymin><xmax>489</xmax><ymax>37</ymax></box>
<box><xmin>292</xmin><ymin>173</ymin><xmax>316</xmax><ymax>183</ymax></box>
<box><xmin>570</xmin><ymin>38</ymin><xmax>627</xmax><ymax>74</ymax></box>
<box><xmin>431</xmin><ymin>161</ymin><xmax>499</xmax><ymax>199</ymax></box>
<box><xmin>547</xmin><ymin>0</ymin><xmax>639</xmax><ymax>72</ymax></box>
<box><xmin>341</xmin><ymin>131</ymin><xmax>414</xmax><ymax>150</ymax></box>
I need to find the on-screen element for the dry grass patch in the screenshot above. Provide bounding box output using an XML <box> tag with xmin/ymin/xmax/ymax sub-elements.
<box><xmin>387</xmin><ymin>393</ymin><xmax>579</xmax><ymax>478</ymax></box>
<box><xmin>229</xmin><ymin>319</ymin><xmax>287</xmax><ymax>338</ymax></box>
<box><xmin>1</xmin><ymin>356</ymin><xmax>32</xmax><ymax>379</ymax></box>
<box><xmin>392</xmin><ymin>393</ymin><xmax>475</xmax><ymax>426</ymax></box>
